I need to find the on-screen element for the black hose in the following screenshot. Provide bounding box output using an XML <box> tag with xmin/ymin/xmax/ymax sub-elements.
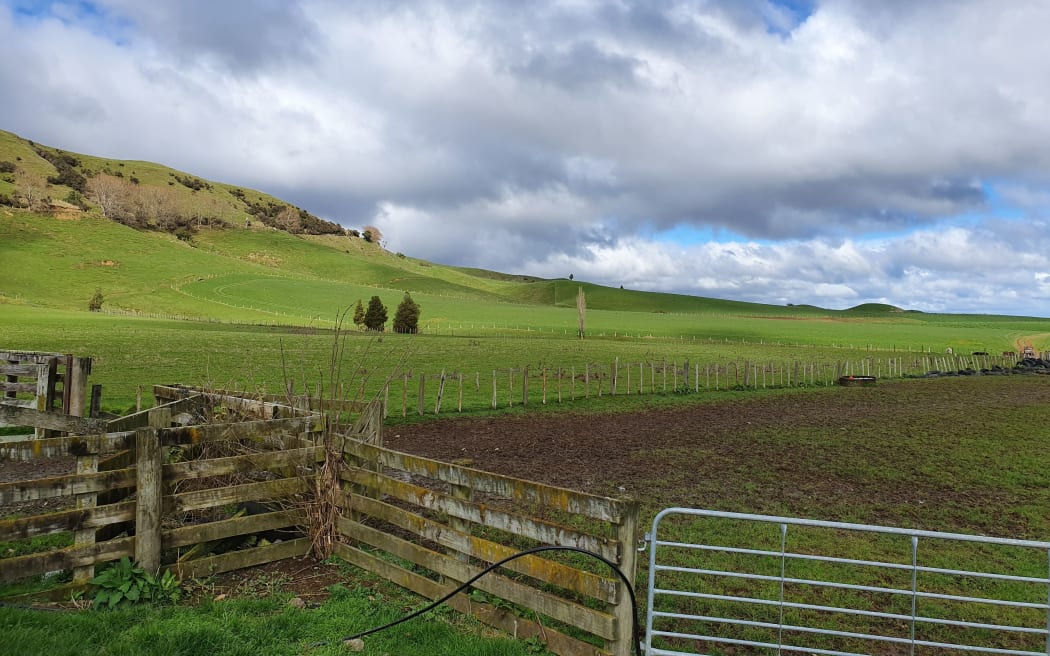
<box><xmin>312</xmin><ymin>544</ymin><xmax>642</xmax><ymax>655</ymax></box>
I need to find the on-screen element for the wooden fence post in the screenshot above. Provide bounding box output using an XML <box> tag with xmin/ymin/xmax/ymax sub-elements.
<box><xmin>135</xmin><ymin>407</ymin><xmax>170</xmax><ymax>573</ymax></box>
<box><xmin>610</xmin><ymin>499</ymin><xmax>640</xmax><ymax>656</ymax></box>
<box><xmin>418</xmin><ymin>372</ymin><xmax>425</xmax><ymax>416</ymax></box>
<box><xmin>73</xmin><ymin>449</ymin><xmax>99</xmax><ymax>584</ymax></box>
<box><xmin>67</xmin><ymin>356</ymin><xmax>92</xmax><ymax>418</ymax></box>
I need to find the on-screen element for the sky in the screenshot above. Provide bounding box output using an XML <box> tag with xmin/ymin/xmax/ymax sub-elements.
<box><xmin>3</xmin><ymin>1</ymin><xmax>1050</xmax><ymax>316</ymax></box>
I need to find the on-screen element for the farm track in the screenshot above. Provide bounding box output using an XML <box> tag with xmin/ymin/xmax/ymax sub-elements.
<box><xmin>387</xmin><ymin>375</ymin><xmax>1050</xmax><ymax>538</ymax></box>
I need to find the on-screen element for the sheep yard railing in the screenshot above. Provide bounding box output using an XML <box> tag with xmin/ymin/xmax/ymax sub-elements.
<box><xmin>335</xmin><ymin>436</ymin><xmax>640</xmax><ymax>656</ymax></box>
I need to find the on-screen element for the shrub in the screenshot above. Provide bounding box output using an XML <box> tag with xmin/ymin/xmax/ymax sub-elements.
<box><xmin>0</xmin><ymin>161</ymin><xmax>15</xmax><ymax>173</ymax></box>
<box><xmin>88</xmin><ymin>288</ymin><xmax>104</xmax><ymax>312</ymax></box>
<box><xmin>91</xmin><ymin>557</ymin><xmax>181</xmax><ymax>608</ymax></box>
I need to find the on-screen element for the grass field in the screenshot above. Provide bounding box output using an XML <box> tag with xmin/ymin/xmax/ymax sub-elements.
<box><xmin>4</xmin><ymin>211</ymin><xmax>1050</xmax><ymax>413</ymax></box>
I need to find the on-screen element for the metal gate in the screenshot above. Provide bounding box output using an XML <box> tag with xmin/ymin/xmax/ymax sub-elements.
<box><xmin>645</xmin><ymin>509</ymin><xmax>1050</xmax><ymax>655</ymax></box>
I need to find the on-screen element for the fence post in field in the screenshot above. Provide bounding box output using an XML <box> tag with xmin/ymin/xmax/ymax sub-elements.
<box><xmin>610</xmin><ymin>499</ymin><xmax>640</xmax><ymax>656</ymax></box>
<box><xmin>135</xmin><ymin>406</ymin><xmax>170</xmax><ymax>573</ymax></box>
<box><xmin>584</xmin><ymin>364</ymin><xmax>590</xmax><ymax>399</ymax></box>
<box><xmin>435</xmin><ymin>370</ymin><xmax>446</xmax><ymax>414</ymax></box>
<box><xmin>612</xmin><ymin>358</ymin><xmax>619</xmax><ymax>395</ymax></box>
<box><xmin>458</xmin><ymin>373</ymin><xmax>464</xmax><ymax>412</ymax></box>
<box><xmin>508</xmin><ymin>368</ymin><xmax>515</xmax><ymax>407</ymax></box>
<box><xmin>492</xmin><ymin>370</ymin><xmax>498</xmax><ymax>409</ymax></box>
<box><xmin>417</xmin><ymin>373</ymin><xmax>426</xmax><ymax>416</ymax></box>
<box><xmin>401</xmin><ymin>374</ymin><xmax>409</xmax><ymax>417</ymax></box>
<box><xmin>522</xmin><ymin>366</ymin><xmax>529</xmax><ymax>406</ymax></box>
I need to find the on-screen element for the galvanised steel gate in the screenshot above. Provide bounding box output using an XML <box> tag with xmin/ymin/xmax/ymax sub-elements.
<box><xmin>645</xmin><ymin>509</ymin><xmax>1050</xmax><ymax>655</ymax></box>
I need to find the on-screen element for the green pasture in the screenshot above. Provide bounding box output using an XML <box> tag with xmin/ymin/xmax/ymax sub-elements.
<box><xmin>0</xmin><ymin>578</ymin><xmax>544</xmax><ymax>656</ymax></box>
<box><xmin>4</xmin><ymin>302</ymin><xmax>1048</xmax><ymax>415</ymax></box>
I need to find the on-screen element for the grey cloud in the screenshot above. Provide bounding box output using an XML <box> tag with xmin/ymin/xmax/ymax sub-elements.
<box><xmin>96</xmin><ymin>0</ymin><xmax>320</xmax><ymax>72</ymax></box>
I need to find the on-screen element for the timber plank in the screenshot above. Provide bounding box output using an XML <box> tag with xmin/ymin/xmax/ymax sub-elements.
<box><xmin>344</xmin><ymin>519</ymin><xmax>617</xmax><ymax>639</ymax></box>
<box><xmin>0</xmin><ymin>405</ymin><xmax>110</xmax><ymax>435</ymax></box>
<box><xmin>0</xmin><ymin>431</ymin><xmax>134</xmax><ymax>460</ymax></box>
<box><xmin>152</xmin><ymin>386</ymin><xmax>301</xmax><ymax>420</ymax></box>
<box><xmin>105</xmin><ymin>395</ymin><xmax>206</xmax><ymax>433</ymax></box>
<box><xmin>165</xmin><ymin>446</ymin><xmax>323</xmax><ymax>483</ymax></box>
<box><xmin>343</xmin><ymin>439</ymin><xmax>623</xmax><ymax>522</ymax></box>
<box><xmin>172</xmin><ymin>537</ymin><xmax>310</xmax><ymax>580</ymax></box>
<box><xmin>342</xmin><ymin>467</ymin><xmax>619</xmax><ymax>560</ymax></box>
<box><xmin>167</xmin><ymin>477</ymin><xmax>311</xmax><ymax>514</ymax></box>
<box><xmin>0</xmin><ymin>536</ymin><xmax>134</xmax><ymax>584</ymax></box>
<box><xmin>163</xmin><ymin>510</ymin><xmax>303</xmax><ymax>549</ymax></box>
<box><xmin>0</xmin><ymin>501</ymin><xmax>136</xmax><ymax>541</ymax></box>
<box><xmin>0</xmin><ymin>467</ymin><xmax>136</xmax><ymax>504</ymax></box>
<box><xmin>156</xmin><ymin>416</ymin><xmax>325</xmax><ymax>447</ymax></box>
<box><xmin>333</xmin><ymin>543</ymin><xmax>609</xmax><ymax>656</ymax></box>
<box><xmin>340</xmin><ymin>494</ymin><xmax>618</xmax><ymax>603</ymax></box>
<box><xmin>0</xmin><ymin>364</ymin><xmax>38</xmax><ymax>376</ymax></box>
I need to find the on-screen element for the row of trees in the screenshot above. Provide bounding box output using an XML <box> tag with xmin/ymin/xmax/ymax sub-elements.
<box><xmin>352</xmin><ymin>292</ymin><xmax>420</xmax><ymax>333</ymax></box>
<box><xmin>87</xmin><ymin>173</ymin><xmax>216</xmax><ymax>237</ymax></box>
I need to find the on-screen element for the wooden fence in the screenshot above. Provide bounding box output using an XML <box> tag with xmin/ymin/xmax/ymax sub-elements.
<box><xmin>392</xmin><ymin>352</ymin><xmax>1021</xmax><ymax>416</ymax></box>
<box><xmin>0</xmin><ymin>387</ymin><xmax>325</xmax><ymax>598</ymax></box>
<box><xmin>1</xmin><ymin>350</ymin><xmax>94</xmax><ymax>436</ymax></box>
<box><xmin>2</xmin><ymin>370</ymin><xmax>640</xmax><ymax>656</ymax></box>
<box><xmin>336</xmin><ymin>435</ymin><xmax>639</xmax><ymax>656</ymax></box>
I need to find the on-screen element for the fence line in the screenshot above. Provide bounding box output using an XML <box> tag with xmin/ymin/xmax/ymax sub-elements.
<box><xmin>394</xmin><ymin>352</ymin><xmax>1023</xmax><ymax>417</ymax></box>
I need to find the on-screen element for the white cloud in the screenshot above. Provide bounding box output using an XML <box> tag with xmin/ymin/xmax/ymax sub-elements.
<box><xmin>3</xmin><ymin>1</ymin><xmax>1050</xmax><ymax>315</ymax></box>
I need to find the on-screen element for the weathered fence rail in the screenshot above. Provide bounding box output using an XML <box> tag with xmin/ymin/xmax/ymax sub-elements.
<box><xmin>336</xmin><ymin>436</ymin><xmax>640</xmax><ymax>656</ymax></box>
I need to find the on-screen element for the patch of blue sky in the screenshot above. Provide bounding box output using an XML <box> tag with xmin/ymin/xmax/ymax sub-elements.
<box><xmin>764</xmin><ymin>0</ymin><xmax>815</xmax><ymax>35</ymax></box>
<box><xmin>6</xmin><ymin>0</ymin><xmax>131</xmax><ymax>44</ymax></box>
<box><xmin>653</xmin><ymin>223</ymin><xmax>751</xmax><ymax>246</ymax></box>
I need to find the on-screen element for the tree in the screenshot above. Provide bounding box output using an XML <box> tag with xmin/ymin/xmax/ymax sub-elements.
<box><xmin>88</xmin><ymin>288</ymin><xmax>104</xmax><ymax>312</ymax></box>
<box><xmin>363</xmin><ymin>295</ymin><xmax>388</xmax><ymax>331</ymax></box>
<box><xmin>362</xmin><ymin>225</ymin><xmax>383</xmax><ymax>246</ymax></box>
<box><xmin>352</xmin><ymin>299</ymin><xmax>365</xmax><ymax>328</ymax></box>
<box><xmin>87</xmin><ymin>173</ymin><xmax>129</xmax><ymax>219</ymax></box>
<box><xmin>14</xmin><ymin>167</ymin><xmax>46</xmax><ymax>211</ymax></box>
<box><xmin>576</xmin><ymin>286</ymin><xmax>586</xmax><ymax>339</ymax></box>
<box><xmin>393</xmin><ymin>292</ymin><xmax>421</xmax><ymax>334</ymax></box>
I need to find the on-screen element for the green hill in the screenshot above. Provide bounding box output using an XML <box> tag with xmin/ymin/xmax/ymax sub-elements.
<box><xmin>0</xmin><ymin>127</ymin><xmax>823</xmax><ymax>322</ymax></box>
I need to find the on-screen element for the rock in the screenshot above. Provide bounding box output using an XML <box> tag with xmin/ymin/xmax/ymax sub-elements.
<box><xmin>343</xmin><ymin>638</ymin><xmax>365</xmax><ymax>651</ymax></box>
<box><xmin>288</xmin><ymin>597</ymin><xmax>306</xmax><ymax>609</ymax></box>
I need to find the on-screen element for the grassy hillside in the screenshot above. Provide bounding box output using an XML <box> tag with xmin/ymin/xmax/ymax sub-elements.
<box><xmin>3</xmin><ymin>128</ymin><xmax>1050</xmax><ymax>410</ymax></box>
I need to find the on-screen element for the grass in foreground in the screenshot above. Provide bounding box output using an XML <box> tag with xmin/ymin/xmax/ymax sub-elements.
<box><xmin>0</xmin><ymin>582</ymin><xmax>548</xmax><ymax>656</ymax></box>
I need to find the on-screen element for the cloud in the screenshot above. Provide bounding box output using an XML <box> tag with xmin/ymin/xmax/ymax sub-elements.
<box><xmin>3</xmin><ymin>0</ymin><xmax>1050</xmax><ymax>314</ymax></box>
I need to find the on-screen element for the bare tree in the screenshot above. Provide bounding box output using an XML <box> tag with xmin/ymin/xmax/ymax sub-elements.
<box><xmin>14</xmin><ymin>167</ymin><xmax>46</xmax><ymax>211</ymax></box>
<box><xmin>87</xmin><ymin>173</ymin><xmax>128</xmax><ymax>218</ymax></box>
<box><xmin>576</xmin><ymin>286</ymin><xmax>586</xmax><ymax>339</ymax></box>
<box><xmin>275</xmin><ymin>205</ymin><xmax>303</xmax><ymax>233</ymax></box>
